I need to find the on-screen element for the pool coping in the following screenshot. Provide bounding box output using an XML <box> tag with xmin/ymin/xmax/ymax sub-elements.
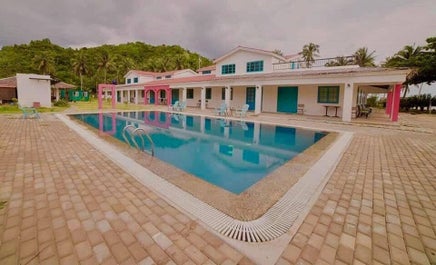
<box><xmin>56</xmin><ymin>113</ymin><xmax>353</xmax><ymax>264</ymax></box>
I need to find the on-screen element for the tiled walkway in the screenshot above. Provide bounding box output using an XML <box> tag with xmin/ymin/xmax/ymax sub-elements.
<box><xmin>0</xmin><ymin>110</ymin><xmax>435</xmax><ymax>265</ymax></box>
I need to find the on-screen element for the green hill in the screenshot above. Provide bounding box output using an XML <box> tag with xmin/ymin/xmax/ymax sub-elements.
<box><xmin>0</xmin><ymin>39</ymin><xmax>212</xmax><ymax>92</ymax></box>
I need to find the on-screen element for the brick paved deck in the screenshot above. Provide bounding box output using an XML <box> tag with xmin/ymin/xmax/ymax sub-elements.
<box><xmin>0</xmin><ymin>110</ymin><xmax>435</xmax><ymax>265</ymax></box>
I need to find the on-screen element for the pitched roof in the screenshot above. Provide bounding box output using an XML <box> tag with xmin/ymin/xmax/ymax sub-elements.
<box><xmin>0</xmin><ymin>76</ymin><xmax>17</xmax><ymax>88</ymax></box>
<box><xmin>144</xmin><ymin>74</ymin><xmax>216</xmax><ymax>86</ymax></box>
<box><xmin>52</xmin><ymin>81</ymin><xmax>76</xmax><ymax>89</ymax></box>
<box><xmin>213</xmin><ymin>46</ymin><xmax>288</xmax><ymax>63</ymax></box>
<box><xmin>197</xmin><ymin>65</ymin><xmax>216</xmax><ymax>72</ymax></box>
<box><xmin>125</xmin><ymin>69</ymin><xmax>198</xmax><ymax>78</ymax></box>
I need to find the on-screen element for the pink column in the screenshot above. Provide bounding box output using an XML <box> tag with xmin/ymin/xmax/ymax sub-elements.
<box><xmin>111</xmin><ymin>86</ymin><xmax>116</xmax><ymax>109</ymax></box>
<box><xmin>386</xmin><ymin>91</ymin><xmax>393</xmax><ymax>115</ymax></box>
<box><xmin>167</xmin><ymin>88</ymin><xmax>172</xmax><ymax>106</ymax></box>
<box><xmin>391</xmin><ymin>83</ymin><xmax>402</xmax><ymax>122</ymax></box>
<box><xmin>98</xmin><ymin>84</ymin><xmax>103</xmax><ymax>110</ymax></box>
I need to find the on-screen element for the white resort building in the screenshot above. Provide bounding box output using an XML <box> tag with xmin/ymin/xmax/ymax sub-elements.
<box><xmin>109</xmin><ymin>46</ymin><xmax>408</xmax><ymax>122</ymax></box>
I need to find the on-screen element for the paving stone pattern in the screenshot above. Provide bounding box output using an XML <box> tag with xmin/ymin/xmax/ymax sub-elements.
<box><xmin>0</xmin><ymin>111</ymin><xmax>435</xmax><ymax>265</ymax></box>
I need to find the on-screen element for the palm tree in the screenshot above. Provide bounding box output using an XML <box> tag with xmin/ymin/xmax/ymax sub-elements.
<box><xmin>301</xmin><ymin>43</ymin><xmax>320</xmax><ymax>68</ymax></box>
<box><xmin>325</xmin><ymin>56</ymin><xmax>353</xmax><ymax>67</ymax></box>
<box><xmin>273</xmin><ymin>49</ymin><xmax>284</xmax><ymax>56</ymax></box>
<box><xmin>114</xmin><ymin>55</ymin><xmax>136</xmax><ymax>84</ymax></box>
<box><xmin>72</xmin><ymin>51</ymin><xmax>88</xmax><ymax>90</ymax></box>
<box><xmin>97</xmin><ymin>51</ymin><xmax>113</xmax><ymax>83</ymax></box>
<box><xmin>174</xmin><ymin>52</ymin><xmax>190</xmax><ymax>70</ymax></box>
<box><xmin>33</xmin><ymin>53</ymin><xmax>55</xmax><ymax>75</ymax></box>
<box><xmin>385</xmin><ymin>45</ymin><xmax>422</xmax><ymax>97</ymax></box>
<box><xmin>354</xmin><ymin>47</ymin><xmax>376</xmax><ymax>67</ymax></box>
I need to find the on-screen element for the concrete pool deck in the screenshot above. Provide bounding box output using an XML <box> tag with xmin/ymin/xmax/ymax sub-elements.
<box><xmin>0</xmin><ymin>108</ymin><xmax>435</xmax><ymax>264</ymax></box>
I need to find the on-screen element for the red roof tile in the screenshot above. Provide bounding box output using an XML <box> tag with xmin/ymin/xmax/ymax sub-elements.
<box><xmin>0</xmin><ymin>76</ymin><xmax>17</xmax><ymax>88</ymax></box>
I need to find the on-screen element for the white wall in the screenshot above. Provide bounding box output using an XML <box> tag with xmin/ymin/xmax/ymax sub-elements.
<box><xmin>16</xmin><ymin>73</ymin><xmax>51</xmax><ymax>107</ymax></box>
<box><xmin>261</xmin><ymin>84</ymin><xmax>346</xmax><ymax>116</ymax></box>
<box><xmin>125</xmin><ymin>73</ymin><xmax>154</xmax><ymax>84</ymax></box>
<box><xmin>173</xmin><ymin>70</ymin><xmax>198</xmax><ymax>78</ymax></box>
<box><xmin>216</xmin><ymin>50</ymin><xmax>274</xmax><ymax>76</ymax></box>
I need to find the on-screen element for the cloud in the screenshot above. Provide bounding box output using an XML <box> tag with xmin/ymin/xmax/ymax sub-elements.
<box><xmin>0</xmin><ymin>0</ymin><xmax>435</xmax><ymax>62</ymax></box>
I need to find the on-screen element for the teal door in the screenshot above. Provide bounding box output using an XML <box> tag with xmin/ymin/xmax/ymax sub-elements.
<box><xmin>149</xmin><ymin>91</ymin><xmax>155</xmax><ymax>104</ymax></box>
<box><xmin>246</xmin><ymin>87</ymin><xmax>255</xmax><ymax>110</ymax></box>
<box><xmin>277</xmin><ymin>87</ymin><xmax>298</xmax><ymax>113</ymax></box>
<box><xmin>171</xmin><ymin>89</ymin><xmax>179</xmax><ymax>104</ymax></box>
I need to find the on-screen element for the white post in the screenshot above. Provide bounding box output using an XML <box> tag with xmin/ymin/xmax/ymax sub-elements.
<box><xmin>225</xmin><ymin>86</ymin><xmax>231</xmax><ymax>108</ymax></box>
<box><xmin>254</xmin><ymin>84</ymin><xmax>262</xmax><ymax>115</ymax></box>
<box><xmin>182</xmin><ymin>87</ymin><xmax>187</xmax><ymax>102</ymax></box>
<box><xmin>127</xmin><ymin>90</ymin><xmax>131</xmax><ymax>103</ymax></box>
<box><xmin>134</xmin><ymin>90</ymin><xmax>138</xmax><ymax>104</ymax></box>
<box><xmin>55</xmin><ymin>88</ymin><xmax>60</xmax><ymax>101</ymax></box>
<box><xmin>200</xmin><ymin>87</ymin><xmax>206</xmax><ymax>110</ymax></box>
<box><xmin>342</xmin><ymin>82</ymin><xmax>354</xmax><ymax>122</ymax></box>
<box><xmin>104</xmin><ymin>90</ymin><xmax>108</xmax><ymax>100</ymax></box>
<box><xmin>253</xmin><ymin>122</ymin><xmax>260</xmax><ymax>144</ymax></box>
<box><xmin>200</xmin><ymin>116</ymin><xmax>205</xmax><ymax>133</ymax></box>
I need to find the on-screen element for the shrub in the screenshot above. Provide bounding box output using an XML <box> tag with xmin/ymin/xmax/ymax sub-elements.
<box><xmin>53</xmin><ymin>99</ymin><xmax>70</xmax><ymax>107</ymax></box>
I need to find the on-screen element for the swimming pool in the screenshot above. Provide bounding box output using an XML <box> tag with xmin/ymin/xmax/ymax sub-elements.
<box><xmin>72</xmin><ymin>111</ymin><xmax>327</xmax><ymax>194</ymax></box>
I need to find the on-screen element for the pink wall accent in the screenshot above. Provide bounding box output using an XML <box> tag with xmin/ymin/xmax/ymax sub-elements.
<box><xmin>391</xmin><ymin>83</ymin><xmax>402</xmax><ymax>122</ymax></box>
<box><xmin>98</xmin><ymin>84</ymin><xmax>116</xmax><ymax>109</ymax></box>
<box><xmin>386</xmin><ymin>91</ymin><xmax>393</xmax><ymax>115</ymax></box>
<box><xmin>98</xmin><ymin>112</ymin><xmax>117</xmax><ymax>135</ymax></box>
<box><xmin>144</xmin><ymin>85</ymin><xmax>171</xmax><ymax>106</ymax></box>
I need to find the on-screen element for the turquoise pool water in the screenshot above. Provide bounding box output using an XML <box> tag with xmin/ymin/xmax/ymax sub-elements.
<box><xmin>71</xmin><ymin>111</ymin><xmax>327</xmax><ymax>194</ymax></box>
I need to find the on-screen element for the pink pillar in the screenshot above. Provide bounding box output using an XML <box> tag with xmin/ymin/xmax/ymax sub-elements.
<box><xmin>391</xmin><ymin>83</ymin><xmax>402</xmax><ymax>122</ymax></box>
<box><xmin>386</xmin><ymin>91</ymin><xmax>393</xmax><ymax>115</ymax></box>
<box><xmin>98</xmin><ymin>84</ymin><xmax>103</xmax><ymax>110</ymax></box>
<box><xmin>111</xmin><ymin>88</ymin><xmax>116</xmax><ymax>109</ymax></box>
<box><xmin>98</xmin><ymin>84</ymin><xmax>116</xmax><ymax>110</ymax></box>
<box><xmin>167</xmin><ymin>88</ymin><xmax>172</xmax><ymax>106</ymax></box>
<box><xmin>154</xmin><ymin>89</ymin><xmax>158</xmax><ymax>105</ymax></box>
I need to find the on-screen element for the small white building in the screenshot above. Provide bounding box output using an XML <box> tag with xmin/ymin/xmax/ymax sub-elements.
<box><xmin>16</xmin><ymin>74</ymin><xmax>52</xmax><ymax>107</ymax></box>
<box><xmin>0</xmin><ymin>73</ymin><xmax>52</xmax><ymax>107</ymax></box>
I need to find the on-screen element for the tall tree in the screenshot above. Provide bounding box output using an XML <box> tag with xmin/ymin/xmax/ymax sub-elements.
<box><xmin>384</xmin><ymin>37</ymin><xmax>436</xmax><ymax>87</ymax></box>
<box><xmin>354</xmin><ymin>47</ymin><xmax>376</xmax><ymax>67</ymax></box>
<box><xmin>33</xmin><ymin>53</ymin><xmax>55</xmax><ymax>75</ymax></box>
<box><xmin>72</xmin><ymin>51</ymin><xmax>89</xmax><ymax>90</ymax></box>
<box><xmin>114</xmin><ymin>55</ymin><xmax>135</xmax><ymax>84</ymax></box>
<box><xmin>325</xmin><ymin>56</ymin><xmax>353</xmax><ymax>67</ymax></box>
<box><xmin>173</xmin><ymin>53</ymin><xmax>190</xmax><ymax>70</ymax></box>
<box><xmin>384</xmin><ymin>44</ymin><xmax>422</xmax><ymax>97</ymax></box>
<box><xmin>272</xmin><ymin>49</ymin><xmax>284</xmax><ymax>56</ymax></box>
<box><xmin>301</xmin><ymin>43</ymin><xmax>320</xmax><ymax>68</ymax></box>
<box><xmin>97</xmin><ymin>51</ymin><xmax>113</xmax><ymax>83</ymax></box>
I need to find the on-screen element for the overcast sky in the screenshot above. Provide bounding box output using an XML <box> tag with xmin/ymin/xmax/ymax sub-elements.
<box><xmin>1</xmin><ymin>0</ymin><xmax>435</xmax><ymax>62</ymax></box>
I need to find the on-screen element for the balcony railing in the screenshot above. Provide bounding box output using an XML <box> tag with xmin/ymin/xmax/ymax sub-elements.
<box><xmin>273</xmin><ymin>56</ymin><xmax>356</xmax><ymax>71</ymax></box>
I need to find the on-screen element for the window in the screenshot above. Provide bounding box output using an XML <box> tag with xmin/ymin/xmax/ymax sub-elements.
<box><xmin>206</xmin><ymin>88</ymin><xmax>212</xmax><ymax>100</ymax></box>
<box><xmin>156</xmin><ymin>76</ymin><xmax>162</xmax><ymax>80</ymax></box>
<box><xmin>318</xmin><ymin>86</ymin><xmax>339</xmax><ymax>103</ymax></box>
<box><xmin>246</xmin><ymin>60</ymin><xmax>264</xmax><ymax>72</ymax></box>
<box><xmin>187</xmin><ymin>88</ymin><xmax>194</xmax><ymax>99</ymax></box>
<box><xmin>221</xmin><ymin>64</ymin><xmax>235</xmax><ymax>75</ymax></box>
<box><xmin>133</xmin><ymin>77</ymin><xmax>138</xmax><ymax>83</ymax></box>
<box><xmin>221</xmin><ymin>87</ymin><xmax>233</xmax><ymax>100</ymax></box>
<box><xmin>202</xmin><ymin>70</ymin><xmax>212</xmax><ymax>75</ymax></box>
<box><xmin>127</xmin><ymin>78</ymin><xmax>131</xmax><ymax>84</ymax></box>
<box><xmin>165</xmin><ymin>75</ymin><xmax>171</xmax><ymax>79</ymax></box>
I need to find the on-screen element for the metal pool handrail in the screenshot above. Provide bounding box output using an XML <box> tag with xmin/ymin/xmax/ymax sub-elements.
<box><xmin>122</xmin><ymin>125</ymin><xmax>155</xmax><ymax>156</ymax></box>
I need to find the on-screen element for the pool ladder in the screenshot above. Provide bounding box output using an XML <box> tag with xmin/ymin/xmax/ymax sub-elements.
<box><xmin>122</xmin><ymin>125</ymin><xmax>155</xmax><ymax>156</ymax></box>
